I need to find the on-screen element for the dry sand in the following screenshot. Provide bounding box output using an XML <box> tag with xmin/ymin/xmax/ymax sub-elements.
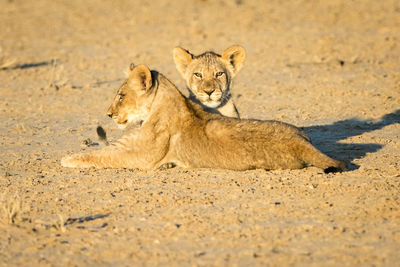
<box><xmin>0</xmin><ymin>0</ymin><xmax>399</xmax><ymax>265</ymax></box>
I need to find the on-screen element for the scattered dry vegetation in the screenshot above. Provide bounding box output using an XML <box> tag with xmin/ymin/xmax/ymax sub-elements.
<box><xmin>0</xmin><ymin>193</ymin><xmax>24</xmax><ymax>225</ymax></box>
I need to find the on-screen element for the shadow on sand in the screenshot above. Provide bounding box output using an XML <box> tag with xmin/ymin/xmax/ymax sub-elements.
<box><xmin>301</xmin><ymin>109</ymin><xmax>400</xmax><ymax>170</ymax></box>
<box><xmin>0</xmin><ymin>59</ymin><xmax>56</xmax><ymax>71</ymax></box>
<box><xmin>65</xmin><ymin>213</ymin><xmax>109</xmax><ymax>226</ymax></box>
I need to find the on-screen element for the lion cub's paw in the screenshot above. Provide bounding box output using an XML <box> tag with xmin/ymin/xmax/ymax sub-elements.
<box><xmin>157</xmin><ymin>162</ymin><xmax>176</xmax><ymax>170</ymax></box>
<box><xmin>61</xmin><ymin>154</ymin><xmax>91</xmax><ymax>168</ymax></box>
<box><xmin>61</xmin><ymin>155</ymin><xmax>78</xmax><ymax>168</ymax></box>
<box><xmin>323</xmin><ymin>160</ymin><xmax>347</xmax><ymax>173</ymax></box>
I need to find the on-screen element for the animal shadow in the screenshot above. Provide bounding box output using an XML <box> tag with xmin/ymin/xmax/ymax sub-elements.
<box><xmin>301</xmin><ymin>109</ymin><xmax>399</xmax><ymax>170</ymax></box>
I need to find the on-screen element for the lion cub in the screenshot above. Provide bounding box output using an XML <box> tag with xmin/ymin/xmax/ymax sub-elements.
<box><xmin>62</xmin><ymin>64</ymin><xmax>346</xmax><ymax>173</ymax></box>
<box><xmin>173</xmin><ymin>45</ymin><xmax>245</xmax><ymax>118</ymax></box>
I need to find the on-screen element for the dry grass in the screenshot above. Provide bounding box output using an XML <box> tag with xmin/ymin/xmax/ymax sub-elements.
<box><xmin>53</xmin><ymin>214</ymin><xmax>66</xmax><ymax>232</ymax></box>
<box><xmin>0</xmin><ymin>193</ymin><xmax>24</xmax><ymax>225</ymax></box>
<box><xmin>46</xmin><ymin>59</ymin><xmax>68</xmax><ymax>90</ymax></box>
<box><xmin>0</xmin><ymin>47</ymin><xmax>16</xmax><ymax>70</ymax></box>
<box><xmin>1</xmin><ymin>192</ymin><xmax>67</xmax><ymax>232</ymax></box>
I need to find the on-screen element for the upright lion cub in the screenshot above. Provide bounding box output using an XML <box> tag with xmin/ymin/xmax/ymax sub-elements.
<box><xmin>62</xmin><ymin>64</ymin><xmax>346</xmax><ymax>173</ymax></box>
<box><xmin>173</xmin><ymin>45</ymin><xmax>245</xmax><ymax>118</ymax></box>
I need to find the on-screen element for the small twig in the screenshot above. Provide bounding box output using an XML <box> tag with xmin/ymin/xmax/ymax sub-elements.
<box><xmin>0</xmin><ymin>58</ymin><xmax>16</xmax><ymax>70</ymax></box>
<box><xmin>46</xmin><ymin>59</ymin><xmax>57</xmax><ymax>90</ymax></box>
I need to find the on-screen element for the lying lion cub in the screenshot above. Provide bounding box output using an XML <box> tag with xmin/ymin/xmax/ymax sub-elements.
<box><xmin>173</xmin><ymin>45</ymin><xmax>245</xmax><ymax>118</ymax></box>
<box><xmin>61</xmin><ymin>64</ymin><xmax>346</xmax><ymax>173</ymax></box>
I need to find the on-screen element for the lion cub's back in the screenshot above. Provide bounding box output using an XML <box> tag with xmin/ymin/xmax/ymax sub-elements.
<box><xmin>206</xmin><ymin>118</ymin><xmax>308</xmax><ymax>143</ymax></box>
<box><xmin>189</xmin><ymin>118</ymin><xmax>309</xmax><ymax>170</ymax></box>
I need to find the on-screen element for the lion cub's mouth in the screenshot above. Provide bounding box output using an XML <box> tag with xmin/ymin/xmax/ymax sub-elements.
<box><xmin>201</xmin><ymin>96</ymin><xmax>222</xmax><ymax>108</ymax></box>
<box><xmin>116</xmin><ymin>118</ymin><xmax>129</xmax><ymax>126</ymax></box>
<box><xmin>198</xmin><ymin>94</ymin><xmax>221</xmax><ymax>107</ymax></box>
<box><xmin>117</xmin><ymin>120</ymin><xmax>129</xmax><ymax>129</ymax></box>
<box><xmin>117</xmin><ymin>119</ymin><xmax>144</xmax><ymax>130</ymax></box>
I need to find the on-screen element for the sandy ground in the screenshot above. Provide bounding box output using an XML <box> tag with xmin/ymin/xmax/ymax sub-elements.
<box><xmin>0</xmin><ymin>0</ymin><xmax>399</xmax><ymax>265</ymax></box>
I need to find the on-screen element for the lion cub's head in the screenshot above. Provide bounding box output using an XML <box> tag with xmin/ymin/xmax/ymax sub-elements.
<box><xmin>173</xmin><ymin>45</ymin><xmax>245</xmax><ymax>108</ymax></box>
<box><xmin>107</xmin><ymin>64</ymin><xmax>155</xmax><ymax>129</ymax></box>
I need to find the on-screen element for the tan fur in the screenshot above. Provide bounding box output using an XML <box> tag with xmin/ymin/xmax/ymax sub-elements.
<box><xmin>173</xmin><ymin>45</ymin><xmax>245</xmax><ymax>118</ymax></box>
<box><xmin>61</xmin><ymin>65</ymin><xmax>346</xmax><ymax>173</ymax></box>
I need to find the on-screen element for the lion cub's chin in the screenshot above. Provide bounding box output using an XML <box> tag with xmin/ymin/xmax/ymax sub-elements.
<box><xmin>117</xmin><ymin>123</ymin><xmax>129</xmax><ymax>130</ymax></box>
<box><xmin>203</xmin><ymin>101</ymin><xmax>221</xmax><ymax>108</ymax></box>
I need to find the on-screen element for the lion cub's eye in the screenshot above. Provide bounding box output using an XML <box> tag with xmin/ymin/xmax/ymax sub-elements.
<box><xmin>118</xmin><ymin>94</ymin><xmax>125</xmax><ymax>102</ymax></box>
<box><xmin>216</xmin><ymin>72</ymin><xmax>225</xmax><ymax>78</ymax></box>
<box><xmin>193</xmin><ymin>72</ymin><xmax>202</xmax><ymax>78</ymax></box>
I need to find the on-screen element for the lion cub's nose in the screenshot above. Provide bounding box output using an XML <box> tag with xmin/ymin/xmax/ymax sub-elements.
<box><xmin>204</xmin><ymin>88</ymin><xmax>215</xmax><ymax>96</ymax></box>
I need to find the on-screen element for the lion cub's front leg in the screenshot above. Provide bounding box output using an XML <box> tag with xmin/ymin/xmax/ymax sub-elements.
<box><xmin>61</xmin><ymin>148</ymin><xmax>134</xmax><ymax>169</ymax></box>
<box><xmin>62</xmin><ymin>130</ymin><xmax>170</xmax><ymax>170</ymax></box>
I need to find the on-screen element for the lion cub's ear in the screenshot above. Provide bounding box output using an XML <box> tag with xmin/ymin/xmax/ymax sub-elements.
<box><xmin>128</xmin><ymin>64</ymin><xmax>152</xmax><ymax>92</ymax></box>
<box><xmin>221</xmin><ymin>45</ymin><xmax>246</xmax><ymax>76</ymax></box>
<box><xmin>173</xmin><ymin>47</ymin><xmax>194</xmax><ymax>77</ymax></box>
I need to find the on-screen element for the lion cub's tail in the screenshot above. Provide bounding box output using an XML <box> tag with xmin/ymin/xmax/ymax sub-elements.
<box><xmin>300</xmin><ymin>141</ymin><xmax>346</xmax><ymax>173</ymax></box>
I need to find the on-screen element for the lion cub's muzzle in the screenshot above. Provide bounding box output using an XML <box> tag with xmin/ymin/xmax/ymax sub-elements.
<box><xmin>106</xmin><ymin>110</ymin><xmax>119</xmax><ymax>122</ymax></box>
<box><xmin>107</xmin><ymin>109</ymin><xmax>127</xmax><ymax>127</ymax></box>
<box><xmin>203</xmin><ymin>88</ymin><xmax>215</xmax><ymax>96</ymax></box>
<box><xmin>198</xmin><ymin>86</ymin><xmax>223</xmax><ymax>107</ymax></box>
